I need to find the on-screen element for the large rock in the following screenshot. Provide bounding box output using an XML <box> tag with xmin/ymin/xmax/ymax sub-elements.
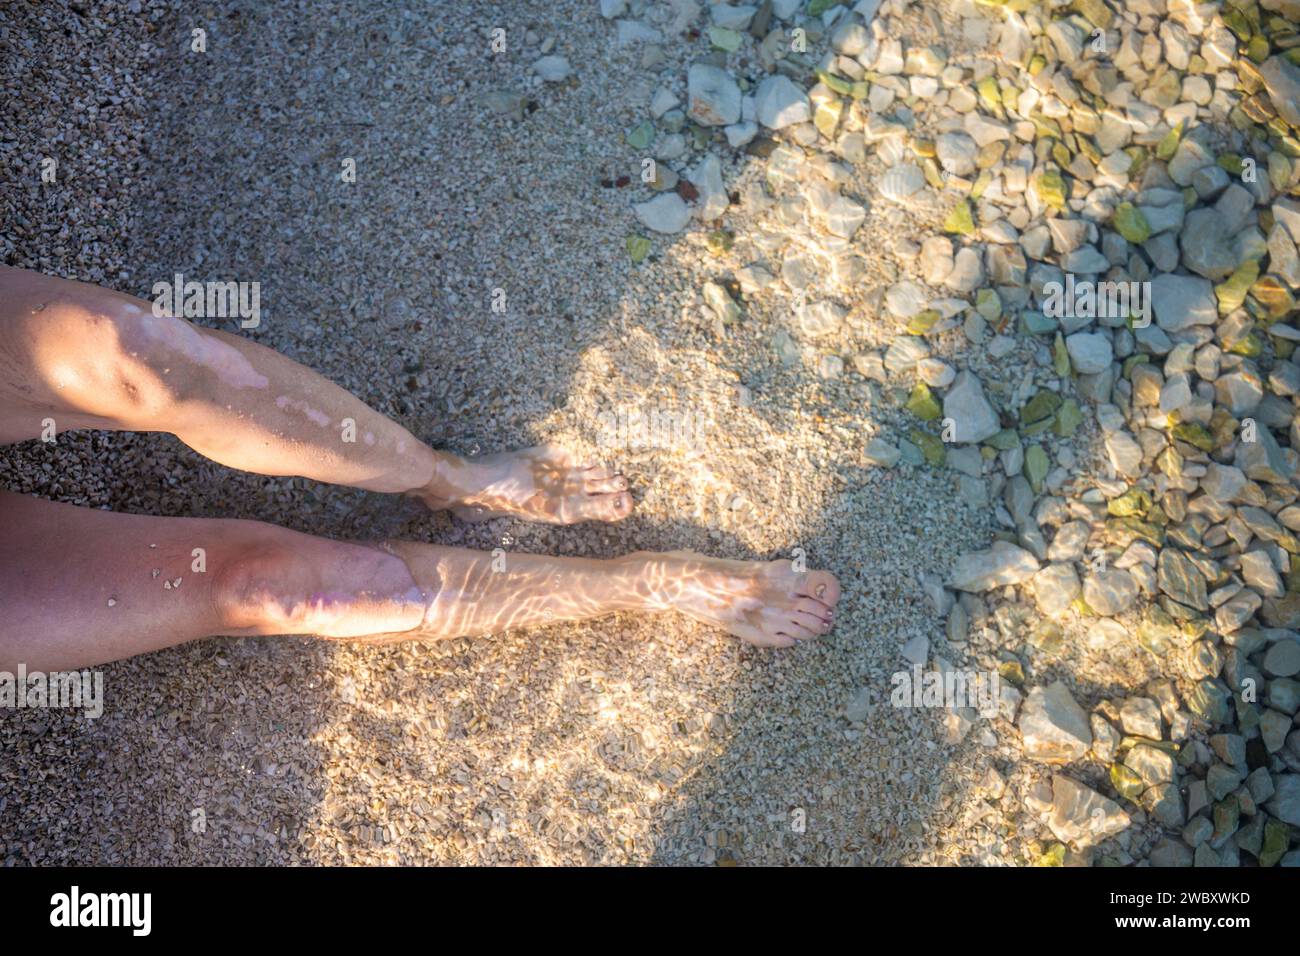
<box><xmin>1032</xmin><ymin>563</ymin><xmax>1081</xmax><ymax>617</ymax></box>
<box><xmin>1064</xmin><ymin>245</ymin><xmax>1110</xmax><ymax>274</ymax></box>
<box><xmin>1263</xmin><ymin>640</ymin><xmax>1300</xmax><ymax>678</ymax></box>
<box><xmin>633</xmin><ymin>193</ymin><xmax>691</xmax><ymax>234</ymax></box>
<box><xmin>1180</xmin><ymin>208</ymin><xmax>1238</xmax><ymax>280</ymax></box>
<box><xmin>1168</xmin><ymin>138</ymin><xmax>1213</xmax><ymax>187</ymax></box>
<box><xmin>1215</xmin><ymin>369</ymin><xmax>1263</xmax><ymax>416</ymax></box>
<box><xmin>1237</xmin><ymin>426</ymin><xmax>1296</xmax><ymax>484</ymax></box>
<box><xmin>1261</xmin><ymin>56</ymin><xmax>1300</xmax><ymax>128</ymax></box>
<box><xmin>946</xmin><ymin>248</ymin><xmax>984</xmax><ymax>292</ymax></box>
<box><xmin>687</xmin><ymin>64</ymin><xmax>741</xmax><ymax>126</ymax></box>
<box><xmin>1104</xmin><ymin>430</ymin><xmax>1144</xmax><ymax>478</ymax></box>
<box><xmin>1049</xmin><ymin>775</ymin><xmax>1131</xmax><ymax>846</ymax></box>
<box><xmin>1066</xmin><ymin>332</ymin><xmax>1114</xmax><ymax>375</ymax></box>
<box><xmin>918</xmin><ymin>235</ymin><xmax>954</xmax><ymax>283</ymax></box>
<box><xmin>1151</xmin><ymin>274</ymin><xmax>1216</xmax><ymax>331</ymax></box>
<box><xmin>687</xmin><ymin>154</ymin><xmax>727</xmax><ymax>220</ymax></box>
<box><xmin>830</xmin><ymin>16</ymin><xmax>871</xmax><ymax>56</ymax></box>
<box><xmin>754</xmin><ymin>75</ymin><xmax>810</xmax><ymax>129</ymax></box>
<box><xmin>711</xmin><ymin>3</ymin><xmax>757</xmax><ymax>30</ymax></box>
<box><xmin>942</xmin><ymin>371</ymin><xmax>1000</xmax><ymax>443</ymax></box>
<box><xmin>1158</xmin><ymin>548</ymin><xmax>1208</xmax><ymax>610</ymax></box>
<box><xmin>1201</xmin><ymin>462</ymin><xmax>1246</xmax><ymax>502</ymax></box>
<box><xmin>1262</xmin><ymin>0</ymin><xmax>1300</xmax><ymax>18</ymax></box>
<box><xmin>853</xmin><ymin>0</ymin><xmax>883</xmax><ymax>25</ymax></box>
<box><xmin>948</xmin><ymin>541</ymin><xmax>1040</xmax><ymax>591</ymax></box>
<box><xmin>1083</xmin><ymin>569</ymin><xmax>1139</xmax><ymax>616</ymax></box>
<box><xmin>1145</xmin><ymin>783</ymin><xmax>1186</xmax><ymax>828</ymax></box>
<box><xmin>1127</xmin><ymin>743</ymin><xmax>1176</xmax><ymax>786</ymax></box>
<box><xmin>936</xmin><ymin>132</ymin><xmax>977</xmax><ymax>177</ymax></box>
<box><xmin>1271</xmin><ymin>223</ymin><xmax>1300</xmax><ymax>287</ymax></box>
<box><xmin>1242</xmin><ymin>550</ymin><xmax>1285</xmax><ymax>599</ymax></box>
<box><xmin>1266</xmin><ymin>774</ymin><xmax>1300</xmax><ymax>826</ymax></box>
<box><xmin>1275</xmin><ymin>198</ymin><xmax>1300</xmax><ymax>245</ymax></box>
<box><xmin>1019</xmin><ymin>681</ymin><xmax>1092</xmax><ymax>763</ymax></box>
<box><xmin>1120</xmin><ymin>697</ymin><xmax>1163</xmax><ymax>739</ymax></box>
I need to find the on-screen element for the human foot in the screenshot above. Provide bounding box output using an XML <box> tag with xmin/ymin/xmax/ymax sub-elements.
<box><xmin>638</xmin><ymin>551</ymin><xmax>840</xmax><ymax>648</ymax></box>
<box><xmin>415</xmin><ymin>444</ymin><xmax>634</xmax><ymax>524</ymax></box>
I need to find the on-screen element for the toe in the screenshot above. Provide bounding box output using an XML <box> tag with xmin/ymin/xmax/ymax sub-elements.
<box><xmin>789</xmin><ymin>608</ymin><xmax>832</xmax><ymax>637</ymax></box>
<box><xmin>775</xmin><ymin>623</ymin><xmax>816</xmax><ymax>643</ymax></box>
<box><xmin>573</xmin><ymin>491</ymin><xmax>633</xmax><ymax>523</ymax></box>
<box><xmin>793</xmin><ymin>597</ymin><xmax>833</xmax><ymax>626</ymax></box>
<box><xmin>585</xmin><ymin>474</ymin><xmax>628</xmax><ymax>495</ymax></box>
<box><xmin>795</xmin><ymin>570</ymin><xmax>841</xmax><ymax>611</ymax></box>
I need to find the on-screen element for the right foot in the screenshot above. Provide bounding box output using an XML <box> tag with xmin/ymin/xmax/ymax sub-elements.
<box><xmin>416</xmin><ymin>444</ymin><xmax>634</xmax><ymax>525</ymax></box>
<box><xmin>639</xmin><ymin>552</ymin><xmax>841</xmax><ymax>648</ymax></box>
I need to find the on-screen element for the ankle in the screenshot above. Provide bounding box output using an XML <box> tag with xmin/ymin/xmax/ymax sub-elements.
<box><xmin>413</xmin><ymin>450</ymin><xmax>475</xmax><ymax>508</ymax></box>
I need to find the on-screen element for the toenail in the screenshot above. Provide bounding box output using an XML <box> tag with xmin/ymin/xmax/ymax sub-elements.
<box><xmin>815</xmin><ymin>584</ymin><xmax>826</xmax><ymax>598</ymax></box>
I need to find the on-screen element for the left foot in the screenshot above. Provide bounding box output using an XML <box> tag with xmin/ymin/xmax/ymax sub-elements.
<box><xmin>416</xmin><ymin>444</ymin><xmax>634</xmax><ymax>524</ymax></box>
<box><xmin>638</xmin><ymin>551</ymin><xmax>841</xmax><ymax>648</ymax></box>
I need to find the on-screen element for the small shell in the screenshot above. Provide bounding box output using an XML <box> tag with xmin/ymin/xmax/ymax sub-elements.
<box><xmin>799</xmin><ymin>300</ymin><xmax>847</xmax><ymax>338</ymax></box>
<box><xmin>879</xmin><ymin>163</ymin><xmax>925</xmax><ymax>202</ymax></box>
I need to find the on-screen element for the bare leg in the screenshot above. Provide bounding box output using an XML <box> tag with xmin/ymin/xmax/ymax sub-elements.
<box><xmin>0</xmin><ymin>265</ymin><xmax>631</xmax><ymax>523</ymax></box>
<box><xmin>0</xmin><ymin>491</ymin><xmax>840</xmax><ymax>672</ymax></box>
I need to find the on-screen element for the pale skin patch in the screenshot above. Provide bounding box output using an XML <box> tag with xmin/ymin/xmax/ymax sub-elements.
<box><xmin>274</xmin><ymin>393</ymin><xmax>332</xmax><ymax>427</ymax></box>
<box><xmin>131</xmin><ymin>310</ymin><xmax>270</xmax><ymax>390</ymax></box>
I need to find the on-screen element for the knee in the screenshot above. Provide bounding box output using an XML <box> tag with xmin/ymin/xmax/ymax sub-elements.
<box><xmin>211</xmin><ymin>535</ymin><xmax>432</xmax><ymax>638</ymax></box>
<box><xmin>212</xmin><ymin>541</ymin><xmax>314</xmax><ymax>635</ymax></box>
<box><xmin>20</xmin><ymin>295</ymin><xmax>180</xmax><ymax>427</ymax></box>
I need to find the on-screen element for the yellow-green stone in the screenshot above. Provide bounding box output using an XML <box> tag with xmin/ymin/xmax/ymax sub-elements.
<box><xmin>943</xmin><ymin>200</ymin><xmax>976</xmax><ymax>235</ymax></box>
<box><xmin>1114</xmin><ymin>202</ymin><xmax>1151</xmax><ymax>243</ymax></box>
<box><xmin>906</xmin><ymin>382</ymin><xmax>942</xmax><ymax>420</ymax></box>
